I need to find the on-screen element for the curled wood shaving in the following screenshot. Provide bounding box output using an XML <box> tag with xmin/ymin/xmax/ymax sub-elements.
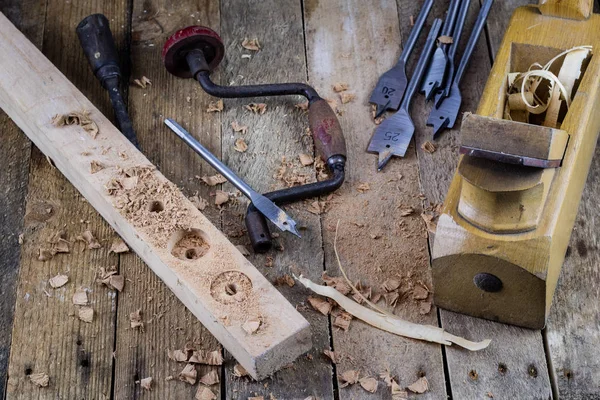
<box><xmin>38</xmin><ymin>248</ymin><xmax>54</xmax><ymax>261</ymax></box>
<box><xmin>29</xmin><ymin>372</ymin><xmax>49</xmax><ymax>387</ymax></box>
<box><xmin>178</xmin><ymin>364</ymin><xmax>197</xmax><ymax>385</ymax></box>
<box><xmin>399</xmin><ymin>207</ymin><xmax>414</xmax><ymax>217</ymax></box>
<box><xmin>199</xmin><ymin>370</ymin><xmax>220</xmax><ymax>386</ymax></box>
<box><xmin>133</xmin><ymin>76</ymin><xmax>152</xmax><ymax>89</ymax></box>
<box><xmin>421</xmin><ymin>213</ymin><xmax>437</xmax><ymax>233</ymax></box>
<box><xmin>321</xmin><ymin>273</ymin><xmax>351</xmax><ymax>295</ymax></box>
<box><xmin>333</xmin><ymin>311</ymin><xmax>352</xmax><ymax>331</ymax></box>
<box><xmin>214</xmin><ymin>190</ymin><xmax>229</xmax><ymax>206</ymax></box>
<box><xmin>201</xmin><ymin>174</ymin><xmax>227</xmax><ymax>186</ymax></box>
<box><xmin>234</xmin><ymin>138</ymin><xmax>248</xmax><ymax>153</ymax></box>
<box><xmin>231</xmin><ymin>121</ymin><xmax>248</xmax><ymax>134</ymax></box>
<box><xmin>49</xmin><ymin>274</ymin><xmax>69</xmax><ymax>288</ymax></box>
<box><xmin>73</xmin><ymin>288</ymin><xmax>88</xmax><ymax>305</ymax></box>
<box><xmin>190</xmin><ymin>195</ymin><xmax>209</xmax><ymax>211</ymax></box>
<box><xmin>196</xmin><ymin>386</ymin><xmax>217</xmax><ymax>400</ymax></box>
<box><xmin>323</xmin><ymin>349</ymin><xmax>338</xmax><ymax>363</ymax></box>
<box><xmin>356</xmin><ymin>182</ymin><xmax>370</xmax><ymax>193</ymax></box>
<box><xmin>100</xmin><ymin>273</ymin><xmax>125</xmax><ymax>292</ymax></box>
<box><xmin>298</xmin><ymin>153</ymin><xmax>314</xmax><ymax>166</ymax></box>
<box><xmin>52</xmin><ymin>110</ymin><xmax>99</xmax><ymax>138</ymax></box>
<box><xmin>339</xmin><ymin>370</ymin><xmax>360</xmax><ymax>387</ymax></box>
<box><xmin>168</xmin><ymin>349</ymin><xmax>189</xmax><ymax>362</ymax></box>
<box><xmin>233</xmin><ymin>363</ymin><xmax>248</xmax><ymax>377</ymax></box>
<box><xmin>274</xmin><ymin>274</ymin><xmax>295</xmax><ymax>287</ymax></box>
<box><xmin>359</xmin><ymin>377</ymin><xmax>378</xmax><ymax>393</ymax></box>
<box><xmin>242</xmin><ymin>317</ymin><xmax>262</xmax><ymax>334</ymax></box>
<box><xmin>241</xmin><ymin>38</ymin><xmax>261</xmax><ymax>51</ymax></box>
<box><xmin>245</xmin><ymin>103</ymin><xmax>267</xmax><ymax>114</ymax></box>
<box><xmin>90</xmin><ymin>160</ymin><xmax>105</xmax><ymax>174</ymax></box>
<box><xmin>78</xmin><ymin>307</ymin><xmax>94</xmax><ymax>323</ymax></box>
<box><xmin>421</xmin><ymin>141</ymin><xmax>436</xmax><ymax>153</ymax></box>
<box><xmin>438</xmin><ymin>35</ymin><xmax>453</xmax><ymax>44</ymax></box>
<box><xmin>78</xmin><ymin>230</ymin><xmax>101</xmax><ymax>249</ymax></box>
<box><xmin>130</xmin><ymin>309</ymin><xmax>143</xmax><ymax>329</ymax></box>
<box><xmin>407</xmin><ymin>377</ymin><xmax>429</xmax><ymax>394</ymax></box>
<box><xmin>206</xmin><ymin>100</ymin><xmax>224</xmax><ymax>113</ymax></box>
<box><xmin>333</xmin><ymin>82</ymin><xmax>349</xmax><ymax>92</ymax></box>
<box><xmin>419</xmin><ymin>301</ymin><xmax>432</xmax><ymax>315</ymax></box>
<box><xmin>188</xmin><ymin>350</ymin><xmax>205</xmax><ymax>364</ymax></box>
<box><xmin>412</xmin><ymin>285</ymin><xmax>429</xmax><ymax>300</ymax></box>
<box><xmin>204</xmin><ymin>350</ymin><xmax>224</xmax><ymax>366</ymax></box>
<box><xmin>140</xmin><ymin>377</ymin><xmax>152</xmax><ymax>390</ymax></box>
<box><xmin>109</xmin><ymin>238</ymin><xmax>129</xmax><ymax>254</ymax></box>
<box><xmin>392</xmin><ymin>380</ymin><xmax>408</xmax><ymax>399</ymax></box>
<box><xmin>340</xmin><ymin>92</ymin><xmax>356</xmax><ymax>104</ymax></box>
<box><xmin>382</xmin><ymin>278</ymin><xmax>400</xmax><ymax>292</ymax></box>
<box><xmin>308</xmin><ymin>296</ymin><xmax>332</xmax><ymax>315</ymax></box>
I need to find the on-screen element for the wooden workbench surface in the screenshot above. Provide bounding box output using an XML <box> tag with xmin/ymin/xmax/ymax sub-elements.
<box><xmin>0</xmin><ymin>0</ymin><xmax>598</xmax><ymax>399</ymax></box>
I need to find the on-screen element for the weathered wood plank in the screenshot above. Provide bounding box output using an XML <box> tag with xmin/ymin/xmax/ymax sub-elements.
<box><xmin>4</xmin><ymin>1</ymin><xmax>128</xmax><ymax>398</ymax></box>
<box><xmin>218</xmin><ymin>0</ymin><xmax>334</xmax><ymax>398</ymax></box>
<box><xmin>0</xmin><ymin>0</ymin><xmax>46</xmax><ymax>396</ymax></box>
<box><xmin>113</xmin><ymin>1</ymin><xmax>224</xmax><ymax>398</ymax></box>
<box><xmin>305</xmin><ymin>0</ymin><xmax>447</xmax><ymax>398</ymax></box>
<box><xmin>413</xmin><ymin>0</ymin><xmax>552</xmax><ymax>398</ymax></box>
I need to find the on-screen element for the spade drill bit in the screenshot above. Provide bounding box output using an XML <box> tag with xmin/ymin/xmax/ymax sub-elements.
<box><xmin>165</xmin><ymin>119</ymin><xmax>301</xmax><ymax>237</ymax></box>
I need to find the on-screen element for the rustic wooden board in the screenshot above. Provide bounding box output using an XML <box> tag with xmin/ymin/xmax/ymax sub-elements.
<box><xmin>4</xmin><ymin>1</ymin><xmax>128</xmax><ymax>398</ymax></box>
<box><xmin>411</xmin><ymin>0</ymin><xmax>552</xmax><ymax>399</ymax></box>
<box><xmin>305</xmin><ymin>0</ymin><xmax>447</xmax><ymax>398</ymax></box>
<box><xmin>218</xmin><ymin>0</ymin><xmax>334</xmax><ymax>398</ymax></box>
<box><xmin>113</xmin><ymin>1</ymin><xmax>224</xmax><ymax>398</ymax></box>
<box><xmin>0</xmin><ymin>0</ymin><xmax>45</xmax><ymax>395</ymax></box>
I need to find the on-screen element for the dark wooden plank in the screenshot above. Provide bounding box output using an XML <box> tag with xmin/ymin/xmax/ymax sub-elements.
<box><xmin>218</xmin><ymin>0</ymin><xmax>334</xmax><ymax>398</ymax></box>
<box><xmin>5</xmin><ymin>1</ymin><xmax>129</xmax><ymax>398</ymax></box>
<box><xmin>411</xmin><ymin>0</ymin><xmax>553</xmax><ymax>398</ymax></box>
<box><xmin>305</xmin><ymin>0</ymin><xmax>447</xmax><ymax>398</ymax></box>
<box><xmin>113</xmin><ymin>1</ymin><xmax>223</xmax><ymax>399</ymax></box>
<box><xmin>0</xmin><ymin>1</ymin><xmax>46</xmax><ymax>396</ymax></box>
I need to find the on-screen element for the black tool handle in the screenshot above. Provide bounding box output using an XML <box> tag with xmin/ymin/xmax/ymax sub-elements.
<box><xmin>401</xmin><ymin>18</ymin><xmax>443</xmax><ymax>110</ymax></box>
<box><xmin>455</xmin><ymin>0</ymin><xmax>494</xmax><ymax>86</ymax></box>
<box><xmin>399</xmin><ymin>0</ymin><xmax>435</xmax><ymax>64</ymax></box>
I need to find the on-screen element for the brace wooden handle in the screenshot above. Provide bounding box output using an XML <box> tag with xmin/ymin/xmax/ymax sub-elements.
<box><xmin>308</xmin><ymin>98</ymin><xmax>347</xmax><ymax>160</ymax></box>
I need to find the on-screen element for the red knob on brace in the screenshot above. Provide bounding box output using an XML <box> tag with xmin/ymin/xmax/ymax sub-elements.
<box><xmin>162</xmin><ymin>26</ymin><xmax>224</xmax><ymax>78</ymax></box>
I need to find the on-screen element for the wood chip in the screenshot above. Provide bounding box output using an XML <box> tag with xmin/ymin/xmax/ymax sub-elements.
<box><xmin>79</xmin><ymin>230</ymin><xmax>101</xmax><ymax>249</ymax></box>
<box><xmin>140</xmin><ymin>377</ymin><xmax>152</xmax><ymax>390</ymax></box>
<box><xmin>392</xmin><ymin>380</ymin><xmax>408</xmax><ymax>400</ymax></box>
<box><xmin>307</xmin><ymin>201</ymin><xmax>322</xmax><ymax>215</ymax></box>
<box><xmin>38</xmin><ymin>248</ymin><xmax>54</xmax><ymax>261</ymax></box>
<box><xmin>241</xmin><ymin>38</ymin><xmax>261</xmax><ymax>51</ymax></box>
<box><xmin>322</xmin><ymin>273</ymin><xmax>351</xmax><ymax>295</ymax></box>
<box><xmin>359</xmin><ymin>377</ymin><xmax>378</xmax><ymax>393</ymax></box>
<box><xmin>340</xmin><ymin>92</ymin><xmax>356</xmax><ymax>104</ymax></box>
<box><xmin>333</xmin><ymin>82</ymin><xmax>349</xmax><ymax>92</ymax></box>
<box><xmin>49</xmin><ymin>274</ymin><xmax>69</xmax><ymax>288</ymax></box>
<box><xmin>231</xmin><ymin>121</ymin><xmax>248</xmax><ymax>134</ymax></box>
<box><xmin>101</xmin><ymin>274</ymin><xmax>125</xmax><ymax>292</ymax></box>
<box><xmin>233</xmin><ymin>363</ymin><xmax>248</xmax><ymax>377</ymax></box>
<box><xmin>206</xmin><ymin>99</ymin><xmax>224</xmax><ymax>112</ymax></box>
<box><xmin>52</xmin><ymin>110</ymin><xmax>98</xmax><ymax>138</ymax></box>
<box><xmin>90</xmin><ymin>160</ymin><xmax>105</xmax><ymax>174</ymax></box>
<box><xmin>178</xmin><ymin>364</ymin><xmax>197</xmax><ymax>385</ymax></box>
<box><xmin>421</xmin><ymin>141</ymin><xmax>436</xmax><ymax>153</ymax></box>
<box><xmin>339</xmin><ymin>370</ymin><xmax>360</xmax><ymax>387</ymax></box>
<box><xmin>130</xmin><ymin>309</ymin><xmax>143</xmax><ymax>329</ymax></box>
<box><xmin>196</xmin><ymin>386</ymin><xmax>217</xmax><ymax>400</ymax></box>
<box><xmin>298</xmin><ymin>153</ymin><xmax>314</xmax><ymax>166</ymax></box>
<box><xmin>295</xmin><ymin>101</ymin><xmax>309</xmax><ymax>111</ymax></box>
<box><xmin>307</xmin><ymin>296</ymin><xmax>332</xmax><ymax>315</ymax></box>
<box><xmin>168</xmin><ymin>349</ymin><xmax>189</xmax><ymax>362</ymax></box>
<box><xmin>188</xmin><ymin>350</ymin><xmax>205</xmax><ymax>364</ymax></box>
<box><xmin>78</xmin><ymin>307</ymin><xmax>94</xmax><ymax>323</ymax></box>
<box><xmin>323</xmin><ymin>349</ymin><xmax>338</xmax><ymax>363</ymax></box>
<box><xmin>190</xmin><ymin>195</ymin><xmax>209</xmax><ymax>211</ymax></box>
<box><xmin>412</xmin><ymin>285</ymin><xmax>429</xmax><ymax>300</ymax></box>
<box><xmin>133</xmin><ymin>76</ymin><xmax>152</xmax><ymax>88</ymax></box>
<box><xmin>356</xmin><ymin>182</ymin><xmax>370</xmax><ymax>193</ymax></box>
<box><xmin>73</xmin><ymin>288</ymin><xmax>88</xmax><ymax>305</ymax></box>
<box><xmin>421</xmin><ymin>213</ymin><xmax>437</xmax><ymax>233</ymax></box>
<box><xmin>245</xmin><ymin>103</ymin><xmax>267</xmax><ymax>114</ymax></box>
<box><xmin>438</xmin><ymin>35</ymin><xmax>453</xmax><ymax>44</ymax></box>
<box><xmin>199</xmin><ymin>369</ymin><xmax>220</xmax><ymax>386</ymax></box>
<box><xmin>234</xmin><ymin>138</ymin><xmax>248</xmax><ymax>152</ymax></box>
<box><xmin>399</xmin><ymin>207</ymin><xmax>414</xmax><ymax>217</ymax></box>
<box><xmin>214</xmin><ymin>190</ymin><xmax>229</xmax><ymax>206</ymax></box>
<box><xmin>109</xmin><ymin>238</ymin><xmax>129</xmax><ymax>254</ymax></box>
<box><xmin>242</xmin><ymin>317</ymin><xmax>262</xmax><ymax>334</ymax></box>
<box><xmin>382</xmin><ymin>278</ymin><xmax>400</xmax><ymax>292</ymax></box>
<box><xmin>204</xmin><ymin>350</ymin><xmax>224</xmax><ymax>366</ymax></box>
<box><xmin>333</xmin><ymin>311</ymin><xmax>352</xmax><ymax>331</ymax></box>
<box><xmin>407</xmin><ymin>377</ymin><xmax>429</xmax><ymax>394</ymax></box>
<box><xmin>419</xmin><ymin>301</ymin><xmax>432</xmax><ymax>315</ymax></box>
<box><xmin>200</xmin><ymin>174</ymin><xmax>227</xmax><ymax>186</ymax></box>
<box><xmin>275</xmin><ymin>274</ymin><xmax>295</xmax><ymax>287</ymax></box>
<box><xmin>383</xmin><ymin>291</ymin><xmax>400</xmax><ymax>307</ymax></box>
<box><xmin>29</xmin><ymin>372</ymin><xmax>49</xmax><ymax>387</ymax></box>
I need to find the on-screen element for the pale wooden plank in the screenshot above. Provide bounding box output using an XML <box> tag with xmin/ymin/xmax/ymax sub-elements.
<box><xmin>5</xmin><ymin>1</ymin><xmax>128</xmax><ymax>398</ymax></box>
<box><xmin>0</xmin><ymin>8</ymin><xmax>311</xmax><ymax>382</ymax></box>
<box><xmin>0</xmin><ymin>0</ymin><xmax>46</xmax><ymax>395</ymax></box>
<box><xmin>412</xmin><ymin>1</ymin><xmax>552</xmax><ymax>398</ymax></box>
<box><xmin>113</xmin><ymin>1</ymin><xmax>224</xmax><ymax>398</ymax></box>
<box><xmin>305</xmin><ymin>0</ymin><xmax>447</xmax><ymax>398</ymax></box>
<box><xmin>218</xmin><ymin>0</ymin><xmax>334</xmax><ymax>398</ymax></box>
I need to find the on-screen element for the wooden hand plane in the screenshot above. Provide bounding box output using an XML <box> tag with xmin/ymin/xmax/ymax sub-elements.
<box><xmin>432</xmin><ymin>0</ymin><xmax>600</xmax><ymax>329</ymax></box>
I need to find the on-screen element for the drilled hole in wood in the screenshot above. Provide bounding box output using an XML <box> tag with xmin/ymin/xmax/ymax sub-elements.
<box><xmin>210</xmin><ymin>271</ymin><xmax>253</xmax><ymax>304</ymax></box>
<box><xmin>469</xmin><ymin>369</ymin><xmax>478</xmax><ymax>381</ymax></box>
<box><xmin>148</xmin><ymin>200</ymin><xmax>164</xmax><ymax>213</ymax></box>
<box><xmin>24</xmin><ymin>367</ymin><xmax>32</xmax><ymax>376</ymax></box>
<box><xmin>498</xmin><ymin>363</ymin><xmax>507</xmax><ymax>374</ymax></box>
<box><xmin>528</xmin><ymin>364</ymin><xmax>538</xmax><ymax>378</ymax></box>
<box><xmin>169</xmin><ymin>229</ymin><xmax>210</xmax><ymax>261</ymax></box>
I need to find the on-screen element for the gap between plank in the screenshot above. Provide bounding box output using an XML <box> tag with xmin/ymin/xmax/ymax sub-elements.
<box><xmin>542</xmin><ymin>328</ymin><xmax>559</xmax><ymax>400</ymax></box>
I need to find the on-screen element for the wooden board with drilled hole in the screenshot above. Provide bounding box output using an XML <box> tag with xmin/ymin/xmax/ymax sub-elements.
<box><xmin>0</xmin><ymin>11</ymin><xmax>310</xmax><ymax>381</ymax></box>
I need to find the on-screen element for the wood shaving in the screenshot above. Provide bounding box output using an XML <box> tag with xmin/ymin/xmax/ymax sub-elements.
<box><xmin>49</xmin><ymin>274</ymin><xmax>69</xmax><ymax>288</ymax></box>
<box><xmin>409</xmin><ymin>15</ymin><xmax>415</xmax><ymax>26</ymax></box>
<box><xmin>196</xmin><ymin>386</ymin><xmax>217</xmax><ymax>400</ymax></box>
<box><xmin>200</xmin><ymin>174</ymin><xmax>227</xmax><ymax>186</ymax></box>
<box><xmin>206</xmin><ymin>100</ymin><xmax>224</xmax><ymax>113</ymax></box>
<box><xmin>421</xmin><ymin>213</ymin><xmax>437</xmax><ymax>233</ymax></box>
<box><xmin>265</xmin><ymin>256</ymin><xmax>274</xmax><ymax>268</ymax></box>
<box><xmin>231</xmin><ymin>121</ymin><xmax>248</xmax><ymax>134</ymax></box>
<box><xmin>73</xmin><ymin>288</ymin><xmax>88</xmax><ymax>305</ymax></box>
<box><xmin>52</xmin><ymin>110</ymin><xmax>98</xmax><ymax>139</ymax></box>
<box><xmin>233</xmin><ymin>363</ymin><xmax>248</xmax><ymax>377</ymax></box>
<box><xmin>214</xmin><ymin>190</ymin><xmax>229</xmax><ymax>206</ymax></box>
<box><xmin>248</xmin><ymin>397</ymin><xmax>264</xmax><ymax>400</ymax></box>
<box><xmin>245</xmin><ymin>103</ymin><xmax>267</xmax><ymax>114</ymax></box>
<box><xmin>90</xmin><ymin>160</ymin><xmax>105</xmax><ymax>174</ymax></box>
<box><xmin>419</xmin><ymin>301</ymin><xmax>432</xmax><ymax>315</ymax></box>
<box><xmin>236</xmin><ymin>245</ymin><xmax>250</xmax><ymax>256</ymax></box>
<box><xmin>356</xmin><ymin>182</ymin><xmax>370</xmax><ymax>193</ymax></box>
<box><xmin>421</xmin><ymin>141</ymin><xmax>436</xmax><ymax>153</ymax></box>
<box><xmin>133</xmin><ymin>76</ymin><xmax>152</xmax><ymax>88</ymax></box>
<box><xmin>371</xmin><ymin>104</ymin><xmax>386</xmax><ymax>125</ymax></box>
<box><xmin>323</xmin><ymin>349</ymin><xmax>338</xmax><ymax>363</ymax></box>
<box><xmin>178</xmin><ymin>364</ymin><xmax>197</xmax><ymax>385</ymax></box>
<box><xmin>298</xmin><ymin>153</ymin><xmax>314</xmax><ymax>166</ymax></box>
<box><xmin>199</xmin><ymin>369</ymin><xmax>220</xmax><ymax>386</ymax></box>
<box><xmin>29</xmin><ymin>372</ymin><xmax>49</xmax><ymax>387</ymax></box>
<box><xmin>438</xmin><ymin>35</ymin><xmax>453</xmax><ymax>44</ymax></box>
<box><xmin>100</xmin><ymin>272</ymin><xmax>125</xmax><ymax>292</ymax></box>
<box><xmin>383</xmin><ymin>291</ymin><xmax>400</xmax><ymax>307</ymax></box>
<box><xmin>38</xmin><ymin>248</ymin><xmax>54</xmax><ymax>261</ymax></box>
<box><xmin>275</xmin><ymin>274</ymin><xmax>295</xmax><ymax>287</ymax></box>
<box><xmin>307</xmin><ymin>296</ymin><xmax>332</xmax><ymax>315</ymax></box>
<box><xmin>130</xmin><ymin>309</ymin><xmax>143</xmax><ymax>329</ymax></box>
<box><xmin>333</xmin><ymin>82</ymin><xmax>349</xmax><ymax>92</ymax></box>
<box><xmin>399</xmin><ymin>207</ymin><xmax>414</xmax><ymax>217</ymax></box>
<box><xmin>295</xmin><ymin>101</ymin><xmax>309</xmax><ymax>111</ymax></box>
<box><xmin>322</xmin><ymin>273</ymin><xmax>351</xmax><ymax>295</ymax></box>
<box><xmin>359</xmin><ymin>377</ymin><xmax>378</xmax><ymax>393</ymax></box>
<box><xmin>407</xmin><ymin>377</ymin><xmax>429</xmax><ymax>394</ymax></box>
<box><xmin>140</xmin><ymin>377</ymin><xmax>152</xmax><ymax>390</ymax></box>
<box><xmin>168</xmin><ymin>349</ymin><xmax>189</xmax><ymax>362</ymax></box>
<box><xmin>109</xmin><ymin>238</ymin><xmax>129</xmax><ymax>254</ymax></box>
<box><xmin>189</xmin><ymin>195</ymin><xmax>209</xmax><ymax>211</ymax></box>
<box><xmin>333</xmin><ymin>311</ymin><xmax>352</xmax><ymax>331</ymax></box>
<box><xmin>412</xmin><ymin>285</ymin><xmax>429</xmax><ymax>300</ymax></box>
<box><xmin>307</xmin><ymin>201</ymin><xmax>322</xmax><ymax>215</ymax></box>
<box><xmin>241</xmin><ymin>38</ymin><xmax>261</xmax><ymax>51</ymax></box>
<box><xmin>188</xmin><ymin>350</ymin><xmax>205</xmax><ymax>364</ymax></box>
<box><xmin>242</xmin><ymin>317</ymin><xmax>262</xmax><ymax>334</ymax></box>
<box><xmin>78</xmin><ymin>230</ymin><xmax>101</xmax><ymax>249</ymax></box>
<box><xmin>382</xmin><ymin>278</ymin><xmax>400</xmax><ymax>292</ymax></box>
<box><xmin>339</xmin><ymin>370</ymin><xmax>360</xmax><ymax>387</ymax></box>
<box><xmin>392</xmin><ymin>380</ymin><xmax>408</xmax><ymax>400</ymax></box>
<box><xmin>78</xmin><ymin>307</ymin><xmax>94</xmax><ymax>323</ymax></box>
<box><xmin>380</xmin><ymin>369</ymin><xmax>394</xmax><ymax>386</ymax></box>
<box><xmin>204</xmin><ymin>350</ymin><xmax>224</xmax><ymax>365</ymax></box>
<box><xmin>234</xmin><ymin>138</ymin><xmax>248</xmax><ymax>153</ymax></box>
<box><xmin>340</xmin><ymin>92</ymin><xmax>356</xmax><ymax>104</ymax></box>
